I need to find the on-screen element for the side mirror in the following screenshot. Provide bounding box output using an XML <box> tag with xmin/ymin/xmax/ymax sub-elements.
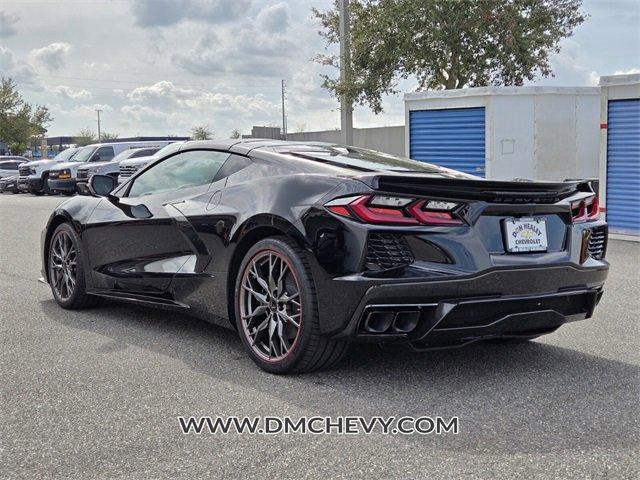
<box><xmin>88</xmin><ymin>174</ymin><xmax>116</xmax><ymax>197</ymax></box>
<box><xmin>91</xmin><ymin>153</ymin><xmax>101</xmax><ymax>162</ymax></box>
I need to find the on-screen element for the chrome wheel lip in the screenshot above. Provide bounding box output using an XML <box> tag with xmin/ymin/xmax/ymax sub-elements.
<box><xmin>49</xmin><ymin>230</ymin><xmax>77</xmax><ymax>302</ymax></box>
<box><xmin>239</xmin><ymin>249</ymin><xmax>302</xmax><ymax>363</ymax></box>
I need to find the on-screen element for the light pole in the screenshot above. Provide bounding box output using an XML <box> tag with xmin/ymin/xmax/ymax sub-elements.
<box><xmin>281</xmin><ymin>79</ymin><xmax>287</xmax><ymax>140</ymax></box>
<box><xmin>95</xmin><ymin>109</ymin><xmax>102</xmax><ymax>141</ymax></box>
<box><xmin>339</xmin><ymin>0</ymin><xmax>354</xmax><ymax>146</ymax></box>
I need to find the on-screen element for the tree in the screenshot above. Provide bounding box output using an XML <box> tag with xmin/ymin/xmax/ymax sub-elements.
<box><xmin>314</xmin><ymin>0</ymin><xmax>586</xmax><ymax>113</ymax></box>
<box><xmin>230</xmin><ymin>128</ymin><xmax>242</xmax><ymax>139</ymax></box>
<box><xmin>100</xmin><ymin>132</ymin><xmax>119</xmax><ymax>141</ymax></box>
<box><xmin>75</xmin><ymin>128</ymin><xmax>96</xmax><ymax>146</ymax></box>
<box><xmin>0</xmin><ymin>77</ymin><xmax>53</xmax><ymax>154</ymax></box>
<box><xmin>191</xmin><ymin>125</ymin><xmax>213</xmax><ymax>140</ymax></box>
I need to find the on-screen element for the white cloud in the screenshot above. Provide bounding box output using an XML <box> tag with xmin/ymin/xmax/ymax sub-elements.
<box><xmin>188</xmin><ymin>92</ymin><xmax>277</xmax><ymax>117</ymax></box>
<box><xmin>127</xmin><ymin>81</ymin><xmax>198</xmax><ymax>105</ymax></box>
<box><xmin>83</xmin><ymin>61</ymin><xmax>111</xmax><ymax>72</ymax></box>
<box><xmin>256</xmin><ymin>2</ymin><xmax>290</xmax><ymax>33</ymax></box>
<box><xmin>51</xmin><ymin>85</ymin><xmax>92</xmax><ymax>100</ymax></box>
<box><xmin>131</xmin><ymin>0</ymin><xmax>252</xmax><ymax>27</ymax></box>
<box><xmin>29</xmin><ymin>43</ymin><xmax>71</xmax><ymax>71</ymax></box>
<box><xmin>121</xmin><ymin>104</ymin><xmax>169</xmax><ymax>121</ymax></box>
<box><xmin>614</xmin><ymin>68</ymin><xmax>640</xmax><ymax>75</ymax></box>
<box><xmin>0</xmin><ymin>46</ymin><xmax>41</xmax><ymax>88</ymax></box>
<box><xmin>587</xmin><ymin>71</ymin><xmax>600</xmax><ymax>87</ymax></box>
<box><xmin>173</xmin><ymin>21</ymin><xmax>298</xmax><ymax>78</ymax></box>
<box><xmin>54</xmin><ymin>104</ymin><xmax>114</xmax><ymax>129</ymax></box>
<box><xmin>0</xmin><ymin>10</ymin><xmax>19</xmax><ymax>38</ymax></box>
<box><xmin>126</xmin><ymin>80</ymin><xmax>279</xmax><ymax>117</ymax></box>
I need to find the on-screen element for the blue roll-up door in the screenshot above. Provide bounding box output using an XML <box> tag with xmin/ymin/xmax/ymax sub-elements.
<box><xmin>409</xmin><ymin>107</ymin><xmax>486</xmax><ymax>177</ymax></box>
<box><xmin>606</xmin><ymin>99</ymin><xmax>640</xmax><ymax>235</ymax></box>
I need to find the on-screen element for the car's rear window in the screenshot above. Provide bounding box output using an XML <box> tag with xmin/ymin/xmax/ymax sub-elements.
<box><xmin>286</xmin><ymin>146</ymin><xmax>443</xmax><ymax>173</ymax></box>
<box><xmin>130</xmin><ymin>148</ymin><xmax>160</xmax><ymax>158</ymax></box>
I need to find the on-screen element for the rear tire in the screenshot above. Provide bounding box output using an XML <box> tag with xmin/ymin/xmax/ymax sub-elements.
<box><xmin>234</xmin><ymin>237</ymin><xmax>348</xmax><ymax>374</ymax></box>
<box><xmin>48</xmin><ymin>223</ymin><xmax>100</xmax><ymax>309</ymax></box>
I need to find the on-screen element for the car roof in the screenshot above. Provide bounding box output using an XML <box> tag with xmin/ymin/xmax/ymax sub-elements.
<box><xmin>1</xmin><ymin>156</ymin><xmax>28</xmax><ymax>162</ymax></box>
<box><xmin>82</xmin><ymin>141</ymin><xmax>173</xmax><ymax>148</ymax></box>
<box><xmin>178</xmin><ymin>138</ymin><xmax>339</xmax><ymax>155</ymax></box>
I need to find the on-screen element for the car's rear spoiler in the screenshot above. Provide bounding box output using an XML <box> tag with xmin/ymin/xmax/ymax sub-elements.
<box><xmin>355</xmin><ymin>174</ymin><xmax>593</xmax><ymax>204</ymax></box>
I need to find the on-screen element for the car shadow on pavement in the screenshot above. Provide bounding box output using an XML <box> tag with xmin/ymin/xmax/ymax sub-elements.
<box><xmin>41</xmin><ymin>298</ymin><xmax>639</xmax><ymax>457</ymax></box>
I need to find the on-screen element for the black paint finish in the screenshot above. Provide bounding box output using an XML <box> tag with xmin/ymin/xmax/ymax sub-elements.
<box><xmin>41</xmin><ymin>140</ymin><xmax>610</xmax><ymax>346</ymax></box>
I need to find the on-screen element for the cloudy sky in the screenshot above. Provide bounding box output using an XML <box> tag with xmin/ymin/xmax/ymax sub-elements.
<box><xmin>1</xmin><ymin>0</ymin><xmax>638</xmax><ymax>138</ymax></box>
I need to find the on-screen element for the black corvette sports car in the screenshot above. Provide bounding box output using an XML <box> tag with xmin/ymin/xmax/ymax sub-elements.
<box><xmin>41</xmin><ymin>139</ymin><xmax>609</xmax><ymax>373</ymax></box>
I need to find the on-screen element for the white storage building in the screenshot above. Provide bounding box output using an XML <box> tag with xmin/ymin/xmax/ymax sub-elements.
<box><xmin>404</xmin><ymin>86</ymin><xmax>601</xmax><ymax>182</ymax></box>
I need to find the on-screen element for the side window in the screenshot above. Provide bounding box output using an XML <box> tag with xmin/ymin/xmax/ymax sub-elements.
<box><xmin>128</xmin><ymin>150</ymin><xmax>230</xmax><ymax>198</ymax></box>
<box><xmin>213</xmin><ymin>154</ymin><xmax>253</xmax><ymax>181</ymax></box>
<box><xmin>93</xmin><ymin>146</ymin><xmax>115</xmax><ymax>162</ymax></box>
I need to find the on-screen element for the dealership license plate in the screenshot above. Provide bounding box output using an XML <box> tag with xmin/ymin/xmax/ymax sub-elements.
<box><xmin>504</xmin><ymin>218</ymin><xmax>548</xmax><ymax>253</ymax></box>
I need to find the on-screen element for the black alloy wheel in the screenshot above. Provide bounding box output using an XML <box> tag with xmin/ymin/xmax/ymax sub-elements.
<box><xmin>48</xmin><ymin>223</ymin><xmax>100</xmax><ymax>309</ymax></box>
<box><xmin>235</xmin><ymin>237</ymin><xmax>348</xmax><ymax>374</ymax></box>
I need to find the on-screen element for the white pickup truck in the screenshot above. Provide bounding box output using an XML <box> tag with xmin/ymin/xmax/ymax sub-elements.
<box><xmin>117</xmin><ymin>142</ymin><xmax>185</xmax><ymax>184</ymax></box>
<box><xmin>48</xmin><ymin>141</ymin><xmax>174</xmax><ymax>195</ymax></box>
<box><xmin>17</xmin><ymin>148</ymin><xmax>80</xmax><ymax>195</ymax></box>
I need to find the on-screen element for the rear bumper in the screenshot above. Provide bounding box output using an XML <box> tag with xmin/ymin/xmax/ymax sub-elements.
<box><xmin>17</xmin><ymin>177</ymin><xmax>31</xmax><ymax>191</ymax></box>
<box><xmin>363</xmin><ymin>289</ymin><xmax>601</xmax><ymax>349</ymax></box>
<box><xmin>327</xmin><ymin>263</ymin><xmax>609</xmax><ymax>345</ymax></box>
<box><xmin>48</xmin><ymin>178</ymin><xmax>76</xmax><ymax>192</ymax></box>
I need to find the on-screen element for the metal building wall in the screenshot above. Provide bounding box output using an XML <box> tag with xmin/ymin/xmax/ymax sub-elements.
<box><xmin>605</xmin><ymin>99</ymin><xmax>640</xmax><ymax>235</ymax></box>
<box><xmin>285</xmin><ymin>126</ymin><xmax>406</xmax><ymax>157</ymax></box>
<box><xmin>409</xmin><ymin>107</ymin><xmax>486</xmax><ymax>177</ymax></box>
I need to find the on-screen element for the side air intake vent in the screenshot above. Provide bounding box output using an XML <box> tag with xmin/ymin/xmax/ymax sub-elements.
<box><xmin>588</xmin><ymin>226</ymin><xmax>607</xmax><ymax>260</ymax></box>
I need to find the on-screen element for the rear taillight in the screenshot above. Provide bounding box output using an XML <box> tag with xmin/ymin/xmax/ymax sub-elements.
<box><xmin>349</xmin><ymin>195</ymin><xmax>418</xmax><ymax>225</ymax></box>
<box><xmin>571</xmin><ymin>195</ymin><xmax>600</xmax><ymax>223</ymax></box>
<box><xmin>325</xmin><ymin>195</ymin><xmax>465</xmax><ymax>226</ymax></box>
<box><xmin>407</xmin><ymin>201</ymin><xmax>464</xmax><ymax>225</ymax></box>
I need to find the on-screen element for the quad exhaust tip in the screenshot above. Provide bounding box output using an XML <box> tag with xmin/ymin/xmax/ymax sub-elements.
<box><xmin>392</xmin><ymin>311</ymin><xmax>420</xmax><ymax>333</ymax></box>
<box><xmin>363</xmin><ymin>311</ymin><xmax>395</xmax><ymax>333</ymax></box>
<box><xmin>362</xmin><ymin>310</ymin><xmax>420</xmax><ymax>334</ymax></box>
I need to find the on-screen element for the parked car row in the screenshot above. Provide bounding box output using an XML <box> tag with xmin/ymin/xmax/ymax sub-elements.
<box><xmin>4</xmin><ymin>141</ymin><xmax>181</xmax><ymax>196</ymax></box>
<box><xmin>0</xmin><ymin>156</ymin><xmax>29</xmax><ymax>194</ymax></box>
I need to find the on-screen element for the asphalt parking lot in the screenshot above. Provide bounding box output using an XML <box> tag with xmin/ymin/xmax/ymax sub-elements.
<box><xmin>1</xmin><ymin>193</ymin><xmax>638</xmax><ymax>479</ymax></box>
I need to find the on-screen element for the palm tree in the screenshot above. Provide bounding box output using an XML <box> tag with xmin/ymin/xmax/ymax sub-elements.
<box><xmin>191</xmin><ymin>125</ymin><xmax>213</xmax><ymax>140</ymax></box>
